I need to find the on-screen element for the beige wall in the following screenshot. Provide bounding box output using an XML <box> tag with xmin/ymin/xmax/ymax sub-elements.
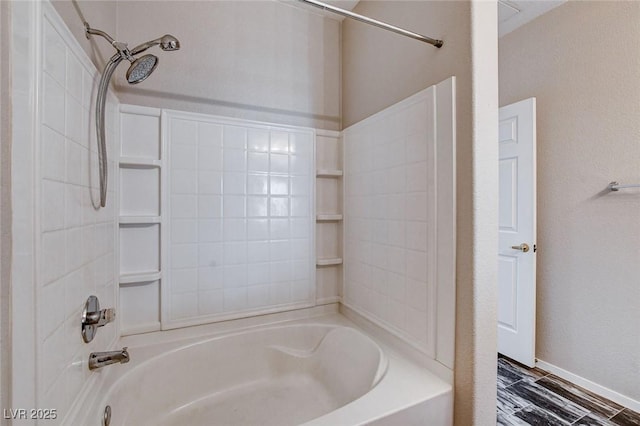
<box><xmin>53</xmin><ymin>0</ymin><xmax>341</xmax><ymax>130</ymax></box>
<box><xmin>500</xmin><ymin>1</ymin><xmax>640</xmax><ymax>402</ymax></box>
<box><xmin>51</xmin><ymin>0</ymin><xmax>117</xmax><ymax>69</ymax></box>
<box><xmin>115</xmin><ymin>1</ymin><xmax>340</xmax><ymax>129</ymax></box>
<box><xmin>0</xmin><ymin>0</ymin><xmax>9</xmax><ymax>414</ymax></box>
<box><xmin>343</xmin><ymin>1</ymin><xmax>498</xmax><ymax>424</ymax></box>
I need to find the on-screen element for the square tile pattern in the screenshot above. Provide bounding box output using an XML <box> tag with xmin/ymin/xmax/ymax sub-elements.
<box><xmin>38</xmin><ymin>11</ymin><xmax>119</xmax><ymax>420</ymax></box>
<box><xmin>343</xmin><ymin>89</ymin><xmax>436</xmax><ymax>355</ymax></box>
<box><xmin>168</xmin><ymin>117</ymin><xmax>315</xmax><ymax>322</ymax></box>
<box><xmin>498</xmin><ymin>356</ymin><xmax>640</xmax><ymax>425</ymax></box>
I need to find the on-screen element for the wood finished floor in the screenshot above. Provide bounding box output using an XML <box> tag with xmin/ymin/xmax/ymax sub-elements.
<box><xmin>497</xmin><ymin>355</ymin><xmax>640</xmax><ymax>425</ymax></box>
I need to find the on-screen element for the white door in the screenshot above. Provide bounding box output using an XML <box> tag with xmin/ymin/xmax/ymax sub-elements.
<box><xmin>498</xmin><ymin>98</ymin><xmax>537</xmax><ymax>367</ymax></box>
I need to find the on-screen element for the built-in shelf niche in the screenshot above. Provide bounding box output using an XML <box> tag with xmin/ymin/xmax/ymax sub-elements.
<box><xmin>316</xmin><ymin>258</ymin><xmax>343</xmax><ymax>266</ymax></box>
<box><xmin>119</xmin><ymin>224</ymin><xmax>160</xmax><ymax>275</ymax></box>
<box><xmin>120</xmin><ymin>216</ymin><xmax>161</xmax><ymax>224</ymax></box>
<box><xmin>315</xmin><ymin>130</ymin><xmax>343</xmax><ymax>304</ymax></box>
<box><xmin>119</xmin><ymin>280</ymin><xmax>161</xmax><ymax>334</ymax></box>
<box><xmin>316</xmin><ymin>169</ymin><xmax>343</xmax><ymax>178</ymax></box>
<box><xmin>118</xmin><ymin>105</ymin><xmax>163</xmax><ymax>335</ymax></box>
<box><xmin>316</xmin><ymin>214</ymin><xmax>343</xmax><ymax>221</ymax></box>
<box><xmin>119</xmin><ymin>165</ymin><xmax>160</xmax><ymax>217</ymax></box>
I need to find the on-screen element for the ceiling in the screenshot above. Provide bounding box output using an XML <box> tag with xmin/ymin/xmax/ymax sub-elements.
<box><xmin>498</xmin><ymin>0</ymin><xmax>566</xmax><ymax>37</ymax></box>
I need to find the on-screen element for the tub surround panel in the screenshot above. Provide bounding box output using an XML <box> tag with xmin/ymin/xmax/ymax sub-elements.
<box><xmin>11</xmin><ymin>1</ymin><xmax>120</xmax><ymax>422</ymax></box>
<box><xmin>164</xmin><ymin>110</ymin><xmax>316</xmax><ymax>329</ymax></box>
<box><xmin>342</xmin><ymin>79</ymin><xmax>456</xmax><ymax>367</ymax></box>
<box><xmin>118</xmin><ymin>108</ymin><xmax>348</xmax><ymax>334</ymax></box>
<box><xmin>39</xmin><ymin>6</ymin><xmax>120</xmax><ymax>420</ymax></box>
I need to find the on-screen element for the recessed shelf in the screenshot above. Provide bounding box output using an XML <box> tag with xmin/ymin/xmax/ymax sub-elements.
<box><xmin>120</xmin><ymin>157</ymin><xmax>161</xmax><ymax>168</ymax></box>
<box><xmin>316</xmin><ymin>258</ymin><xmax>343</xmax><ymax>267</ymax></box>
<box><xmin>316</xmin><ymin>214</ymin><xmax>343</xmax><ymax>222</ymax></box>
<box><xmin>316</xmin><ymin>169</ymin><xmax>343</xmax><ymax>178</ymax></box>
<box><xmin>120</xmin><ymin>271</ymin><xmax>162</xmax><ymax>284</ymax></box>
<box><xmin>120</xmin><ymin>216</ymin><xmax>161</xmax><ymax>224</ymax></box>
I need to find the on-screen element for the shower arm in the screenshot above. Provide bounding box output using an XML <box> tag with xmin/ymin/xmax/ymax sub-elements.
<box><xmin>85</xmin><ymin>23</ymin><xmax>134</xmax><ymax>62</ymax></box>
<box><xmin>84</xmin><ymin>23</ymin><xmax>115</xmax><ymax>44</ymax></box>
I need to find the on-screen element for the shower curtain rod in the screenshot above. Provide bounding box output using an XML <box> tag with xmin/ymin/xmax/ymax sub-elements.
<box><xmin>297</xmin><ymin>0</ymin><xmax>443</xmax><ymax>48</ymax></box>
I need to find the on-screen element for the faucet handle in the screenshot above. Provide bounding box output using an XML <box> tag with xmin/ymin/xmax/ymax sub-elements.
<box><xmin>101</xmin><ymin>308</ymin><xmax>116</xmax><ymax>325</ymax></box>
<box><xmin>82</xmin><ymin>296</ymin><xmax>116</xmax><ymax>343</ymax></box>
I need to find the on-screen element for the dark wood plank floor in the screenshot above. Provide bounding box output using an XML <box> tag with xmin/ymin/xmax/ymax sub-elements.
<box><xmin>497</xmin><ymin>355</ymin><xmax>640</xmax><ymax>425</ymax></box>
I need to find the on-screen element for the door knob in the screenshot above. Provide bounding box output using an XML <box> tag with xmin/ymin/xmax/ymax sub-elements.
<box><xmin>511</xmin><ymin>243</ymin><xmax>530</xmax><ymax>253</ymax></box>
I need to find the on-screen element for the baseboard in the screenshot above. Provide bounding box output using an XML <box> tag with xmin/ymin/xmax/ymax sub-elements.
<box><xmin>536</xmin><ymin>359</ymin><xmax>640</xmax><ymax>413</ymax></box>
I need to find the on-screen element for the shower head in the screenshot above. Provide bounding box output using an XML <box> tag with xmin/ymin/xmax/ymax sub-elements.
<box><xmin>159</xmin><ymin>35</ymin><xmax>180</xmax><ymax>51</ymax></box>
<box><xmin>126</xmin><ymin>54</ymin><xmax>159</xmax><ymax>84</ymax></box>
<box><xmin>84</xmin><ymin>22</ymin><xmax>181</xmax><ymax>208</ymax></box>
<box><xmin>130</xmin><ymin>34</ymin><xmax>181</xmax><ymax>55</ymax></box>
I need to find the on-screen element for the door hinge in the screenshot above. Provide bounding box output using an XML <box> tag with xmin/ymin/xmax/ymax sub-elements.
<box><xmin>533</xmin><ymin>244</ymin><xmax>537</xmax><ymax>253</ymax></box>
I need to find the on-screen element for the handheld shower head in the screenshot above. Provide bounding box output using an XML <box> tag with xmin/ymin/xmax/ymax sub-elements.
<box><xmin>126</xmin><ymin>54</ymin><xmax>159</xmax><ymax>84</ymax></box>
<box><xmin>84</xmin><ymin>22</ymin><xmax>181</xmax><ymax>208</ymax></box>
<box><xmin>160</xmin><ymin>35</ymin><xmax>180</xmax><ymax>51</ymax></box>
<box><xmin>130</xmin><ymin>34</ymin><xmax>181</xmax><ymax>55</ymax></box>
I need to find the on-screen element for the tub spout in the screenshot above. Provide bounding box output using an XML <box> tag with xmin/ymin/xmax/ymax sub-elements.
<box><xmin>89</xmin><ymin>347</ymin><xmax>130</xmax><ymax>370</ymax></box>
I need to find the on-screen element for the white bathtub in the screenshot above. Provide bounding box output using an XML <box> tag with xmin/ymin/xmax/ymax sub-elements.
<box><xmin>69</xmin><ymin>308</ymin><xmax>452</xmax><ymax>425</ymax></box>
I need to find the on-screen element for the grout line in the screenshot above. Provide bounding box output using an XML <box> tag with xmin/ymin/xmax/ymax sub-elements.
<box><xmin>504</xmin><ymin>378</ymin><xmax>524</xmax><ymax>389</ymax></box>
<box><xmin>608</xmin><ymin>407</ymin><xmax>625</xmax><ymax>420</ymax></box>
<box><xmin>533</xmin><ymin>371</ymin><xmax>552</xmax><ymax>382</ymax></box>
<box><xmin>570</xmin><ymin>413</ymin><xmax>590</xmax><ymax>425</ymax></box>
<box><xmin>501</xmin><ymin>365</ymin><xmax>626</xmax><ymax>426</ymax></box>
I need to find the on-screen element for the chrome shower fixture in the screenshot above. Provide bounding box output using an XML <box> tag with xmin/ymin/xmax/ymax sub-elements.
<box><xmin>126</xmin><ymin>54</ymin><xmax>158</xmax><ymax>84</ymax></box>
<box><xmin>84</xmin><ymin>23</ymin><xmax>180</xmax><ymax>207</ymax></box>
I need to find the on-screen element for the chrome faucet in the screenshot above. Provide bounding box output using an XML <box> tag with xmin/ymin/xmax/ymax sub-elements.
<box><xmin>89</xmin><ymin>347</ymin><xmax>130</xmax><ymax>370</ymax></box>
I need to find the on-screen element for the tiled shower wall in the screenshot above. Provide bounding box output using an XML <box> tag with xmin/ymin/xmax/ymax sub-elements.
<box><xmin>164</xmin><ymin>112</ymin><xmax>316</xmax><ymax>328</ymax></box>
<box><xmin>12</xmin><ymin>3</ymin><xmax>119</xmax><ymax>421</ymax></box>
<box><xmin>342</xmin><ymin>80</ymin><xmax>455</xmax><ymax>368</ymax></box>
<box><xmin>117</xmin><ymin>108</ymin><xmax>318</xmax><ymax>332</ymax></box>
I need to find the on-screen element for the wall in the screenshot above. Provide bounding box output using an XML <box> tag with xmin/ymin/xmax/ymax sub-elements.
<box><xmin>114</xmin><ymin>1</ymin><xmax>340</xmax><ymax>130</ymax></box>
<box><xmin>0</xmin><ymin>0</ymin><xmax>11</xmax><ymax>415</ymax></box>
<box><xmin>10</xmin><ymin>2</ymin><xmax>119</xmax><ymax>422</ymax></box>
<box><xmin>342</xmin><ymin>80</ymin><xmax>456</xmax><ymax>375</ymax></box>
<box><xmin>342</xmin><ymin>1</ymin><xmax>498</xmax><ymax>424</ymax></box>
<box><xmin>500</xmin><ymin>1</ymin><xmax>640</xmax><ymax>403</ymax></box>
<box><xmin>117</xmin><ymin>108</ymin><xmax>317</xmax><ymax>331</ymax></box>
<box><xmin>51</xmin><ymin>0</ymin><xmax>117</xmax><ymax>70</ymax></box>
<box><xmin>51</xmin><ymin>1</ymin><xmax>341</xmax><ymax>130</ymax></box>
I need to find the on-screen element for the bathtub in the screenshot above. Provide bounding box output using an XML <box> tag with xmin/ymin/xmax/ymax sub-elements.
<box><xmin>68</xmin><ymin>307</ymin><xmax>452</xmax><ymax>425</ymax></box>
